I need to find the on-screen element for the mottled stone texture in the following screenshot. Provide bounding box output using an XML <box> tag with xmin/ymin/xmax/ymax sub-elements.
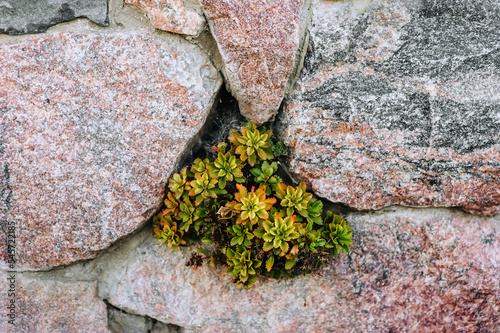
<box><xmin>279</xmin><ymin>0</ymin><xmax>500</xmax><ymax>215</ymax></box>
<box><xmin>97</xmin><ymin>209</ymin><xmax>500</xmax><ymax>331</ymax></box>
<box><xmin>200</xmin><ymin>0</ymin><xmax>307</xmax><ymax>125</ymax></box>
<box><xmin>124</xmin><ymin>0</ymin><xmax>205</xmax><ymax>35</ymax></box>
<box><xmin>0</xmin><ymin>32</ymin><xmax>221</xmax><ymax>270</ymax></box>
<box><xmin>0</xmin><ymin>0</ymin><xmax>108</xmax><ymax>35</ymax></box>
<box><xmin>0</xmin><ymin>274</ymin><xmax>109</xmax><ymax>333</ymax></box>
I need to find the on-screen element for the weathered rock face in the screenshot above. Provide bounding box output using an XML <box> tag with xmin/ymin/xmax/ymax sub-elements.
<box><xmin>0</xmin><ymin>274</ymin><xmax>109</xmax><ymax>333</ymax></box>
<box><xmin>97</xmin><ymin>209</ymin><xmax>500</xmax><ymax>331</ymax></box>
<box><xmin>279</xmin><ymin>0</ymin><xmax>500</xmax><ymax>216</ymax></box>
<box><xmin>0</xmin><ymin>32</ymin><xmax>222</xmax><ymax>271</ymax></box>
<box><xmin>200</xmin><ymin>0</ymin><xmax>310</xmax><ymax>125</ymax></box>
<box><xmin>0</xmin><ymin>0</ymin><xmax>108</xmax><ymax>35</ymax></box>
<box><xmin>124</xmin><ymin>0</ymin><xmax>205</xmax><ymax>35</ymax></box>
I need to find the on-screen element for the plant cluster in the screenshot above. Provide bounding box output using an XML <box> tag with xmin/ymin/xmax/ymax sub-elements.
<box><xmin>153</xmin><ymin>122</ymin><xmax>353</xmax><ymax>289</ymax></box>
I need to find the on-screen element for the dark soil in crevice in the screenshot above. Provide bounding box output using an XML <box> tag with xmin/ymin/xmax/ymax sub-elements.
<box><xmin>173</xmin><ymin>86</ymin><xmax>246</xmax><ymax>174</ymax></box>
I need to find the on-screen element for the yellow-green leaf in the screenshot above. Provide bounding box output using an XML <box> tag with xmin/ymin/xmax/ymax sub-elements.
<box><xmin>265</xmin><ymin>255</ymin><xmax>275</xmax><ymax>272</ymax></box>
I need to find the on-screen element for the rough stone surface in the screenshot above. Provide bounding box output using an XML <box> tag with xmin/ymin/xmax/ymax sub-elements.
<box><xmin>108</xmin><ymin>306</ymin><xmax>152</xmax><ymax>333</ymax></box>
<box><xmin>279</xmin><ymin>0</ymin><xmax>500</xmax><ymax>215</ymax></box>
<box><xmin>0</xmin><ymin>273</ymin><xmax>109</xmax><ymax>332</ymax></box>
<box><xmin>0</xmin><ymin>32</ymin><xmax>221</xmax><ymax>270</ymax></box>
<box><xmin>0</xmin><ymin>0</ymin><xmax>108</xmax><ymax>35</ymax></box>
<box><xmin>124</xmin><ymin>0</ymin><xmax>205</xmax><ymax>35</ymax></box>
<box><xmin>200</xmin><ymin>0</ymin><xmax>309</xmax><ymax>125</ymax></box>
<box><xmin>97</xmin><ymin>209</ymin><xmax>500</xmax><ymax>332</ymax></box>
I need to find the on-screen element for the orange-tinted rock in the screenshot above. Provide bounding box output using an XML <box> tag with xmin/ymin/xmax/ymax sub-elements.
<box><xmin>0</xmin><ymin>32</ymin><xmax>221</xmax><ymax>270</ymax></box>
<box><xmin>279</xmin><ymin>0</ymin><xmax>500</xmax><ymax>215</ymax></box>
<box><xmin>200</xmin><ymin>0</ymin><xmax>309</xmax><ymax>125</ymax></box>
<box><xmin>124</xmin><ymin>0</ymin><xmax>205</xmax><ymax>35</ymax></box>
<box><xmin>97</xmin><ymin>209</ymin><xmax>500</xmax><ymax>331</ymax></box>
<box><xmin>0</xmin><ymin>275</ymin><xmax>108</xmax><ymax>332</ymax></box>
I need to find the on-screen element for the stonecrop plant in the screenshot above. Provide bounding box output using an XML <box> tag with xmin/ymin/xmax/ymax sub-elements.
<box><xmin>153</xmin><ymin>122</ymin><xmax>353</xmax><ymax>289</ymax></box>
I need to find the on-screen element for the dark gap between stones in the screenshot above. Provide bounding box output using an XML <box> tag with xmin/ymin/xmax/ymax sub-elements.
<box><xmin>104</xmin><ymin>299</ymin><xmax>184</xmax><ymax>333</ymax></box>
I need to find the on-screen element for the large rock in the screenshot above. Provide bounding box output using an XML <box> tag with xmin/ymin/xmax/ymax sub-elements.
<box><xmin>0</xmin><ymin>0</ymin><xmax>108</xmax><ymax>35</ymax></box>
<box><xmin>279</xmin><ymin>0</ymin><xmax>500</xmax><ymax>216</ymax></box>
<box><xmin>0</xmin><ymin>32</ymin><xmax>222</xmax><ymax>270</ymax></box>
<box><xmin>97</xmin><ymin>209</ymin><xmax>500</xmax><ymax>331</ymax></box>
<box><xmin>200</xmin><ymin>0</ymin><xmax>311</xmax><ymax>125</ymax></box>
<box><xmin>0</xmin><ymin>273</ymin><xmax>109</xmax><ymax>333</ymax></box>
<box><xmin>124</xmin><ymin>0</ymin><xmax>205</xmax><ymax>35</ymax></box>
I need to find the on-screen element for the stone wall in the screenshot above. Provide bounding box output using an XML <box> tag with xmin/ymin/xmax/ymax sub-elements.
<box><xmin>0</xmin><ymin>0</ymin><xmax>499</xmax><ymax>332</ymax></box>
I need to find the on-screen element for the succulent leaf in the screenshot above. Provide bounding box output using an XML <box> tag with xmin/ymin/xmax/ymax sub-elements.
<box><xmin>163</xmin><ymin>192</ymin><xmax>179</xmax><ymax>216</ymax></box>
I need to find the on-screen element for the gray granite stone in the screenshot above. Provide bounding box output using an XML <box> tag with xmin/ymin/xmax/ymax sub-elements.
<box><xmin>279</xmin><ymin>0</ymin><xmax>500</xmax><ymax>215</ymax></box>
<box><xmin>0</xmin><ymin>0</ymin><xmax>108</xmax><ymax>35</ymax></box>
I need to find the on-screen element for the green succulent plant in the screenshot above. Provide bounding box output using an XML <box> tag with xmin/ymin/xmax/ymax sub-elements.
<box><xmin>168</xmin><ymin>167</ymin><xmax>192</xmax><ymax>200</ymax></box>
<box><xmin>226</xmin><ymin>247</ymin><xmax>262</xmax><ymax>289</ymax></box>
<box><xmin>155</xmin><ymin>121</ymin><xmax>353</xmax><ymax>289</ymax></box>
<box><xmin>207</xmin><ymin>146</ymin><xmax>245</xmax><ymax>189</ymax></box>
<box><xmin>152</xmin><ymin>212</ymin><xmax>169</xmax><ymax>238</ymax></box>
<box><xmin>297</xmin><ymin>223</ymin><xmax>326</xmax><ymax>253</ymax></box>
<box><xmin>191</xmin><ymin>158</ymin><xmax>211</xmax><ymax>174</ymax></box>
<box><xmin>276</xmin><ymin>182</ymin><xmax>312</xmax><ymax>217</ymax></box>
<box><xmin>162</xmin><ymin>192</ymin><xmax>179</xmax><ymax>216</ymax></box>
<box><xmin>153</xmin><ymin>213</ymin><xmax>186</xmax><ymax>251</ymax></box>
<box><xmin>250</xmin><ymin>161</ymin><xmax>282</xmax><ymax>196</ymax></box>
<box><xmin>321</xmin><ymin>212</ymin><xmax>353</xmax><ymax>255</ymax></box>
<box><xmin>229</xmin><ymin>224</ymin><xmax>254</xmax><ymax>247</ymax></box>
<box><xmin>226</xmin><ymin>184</ymin><xmax>276</xmax><ymax>225</ymax></box>
<box><xmin>229</xmin><ymin>121</ymin><xmax>274</xmax><ymax>166</ymax></box>
<box><xmin>306</xmin><ymin>197</ymin><xmax>323</xmax><ymax>225</ymax></box>
<box><xmin>255</xmin><ymin>213</ymin><xmax>299</xmax><ymax>254</ymax></box>
<box><xmin>189</xmin><ymin>172</ymin><xmax>225</xmax><ymax>206</ymax></box>
<box><xmin>177</xmin><ymin>198</ymin><xmax>207</xmax><ymax>232</ymax></box>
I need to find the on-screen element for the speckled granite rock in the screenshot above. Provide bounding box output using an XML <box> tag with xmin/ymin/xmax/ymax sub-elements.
<box><xmin>97</xmin><ymin>209</ymin><xmax>500</xmax><ymax>332</ymax></box>
<box><xmin>200</xmin><ymin>0</ymin><xmax>311</xmax><ymax>125</ymax></box>
<box><xmin>0</xmin><ymin>32</ymin><xmax>221</xmax><ymax>270</ymax></box>
<box><xmin>279</xmin><ymin>0</ymin><xmax>500</xmax><ymax>216</ymax></box>
<box><xmin>0</xmin><ymin>0</ymin><xmax>108</xmax><ymax>35</ymax></box>
<box><xmin>0</xmin><ymin>274</ymin><xmax>109</xmax><ymax>333</ymax></box>
<box><xmin>124</xmin><ymin>0</ymin><xmax>205</xmax><ymax>35</ymax></box>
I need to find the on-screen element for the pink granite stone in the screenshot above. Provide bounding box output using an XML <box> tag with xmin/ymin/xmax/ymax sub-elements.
<box><xmin>98</xmin><ymin>209</ymin><xmax>500</xmax><ymax>331</ymax></box>
<box><xmin>0</xmin><ymin>32</ymin><xmax>221</xmax><ymax>270</ymax></box>
<box><xmin>124</xmin><ymin>0</ymin><xmax>205</xmax><ymax>35</ymax></box>
<box><xmin>279</xmin><ymin>0</ymin><xmax>500</xmax><ymax>216</ymax></box>
<box><xmin>200</xmin><ymin>0</ymin><xmax>308</xmax><ymax>125</ymax></box>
